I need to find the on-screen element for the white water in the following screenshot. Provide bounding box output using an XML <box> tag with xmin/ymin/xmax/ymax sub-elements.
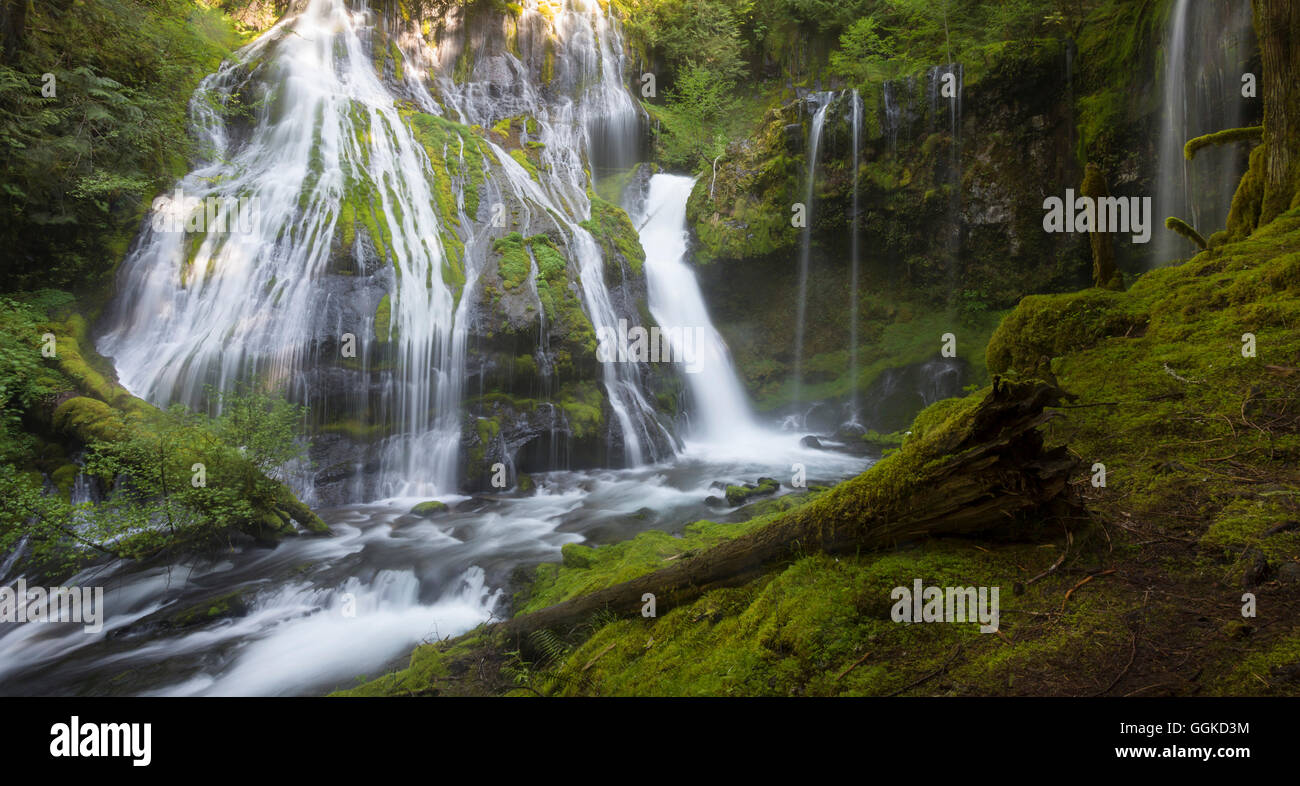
<box><xmin>0</xmin><ymin>448</ymin><xmax>869</xmax><ymax>696</ymax></box>
<box><xmin>848</xmin><ymin>90</ymin><xmax>863</xmax><ymax>426</ymax></box>
<box><xmin>98</xmin><ymin>0</ymin><xmax>673</xmax><ymax>495</ymax></box>
<box><xmin>1154</xmin><ymin>0</ymin><xmax>1255</xmax><ymax>265</ymax></box>
<box><xmin>792</xmin><ymin>92</ymin><xmax>834</xmax><ymax>411</ymax></box>
<box><xmin>423</xmin><ymin>0</ymin><xmax>671</xmax><ymax>467</ymax></box>
<box><xmin>639</xmin><ymin>174</ymin><xmax>762</xmax><ymax>443</ymax></box>
<box><xmin>98</xmin><ymin>0</ymin><xmax>468</xmax><ymax>496</ymax></box>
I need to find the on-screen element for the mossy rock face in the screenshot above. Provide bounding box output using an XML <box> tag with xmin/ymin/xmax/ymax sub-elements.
<box><xmin>581</xmin><ymin>194</ymin><xmax>645</xmax><ymax>277</ymax></box>
<box><xmin>410</xmin><ymin>500</ymin><xmax>449</xmax><ymax>517</ymax></box>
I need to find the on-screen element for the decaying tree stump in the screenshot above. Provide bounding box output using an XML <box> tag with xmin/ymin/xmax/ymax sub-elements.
<box><xmin>499</xmin><ymin>378</ymin><xmax>1081</xmax><ymax>641</ymax></box>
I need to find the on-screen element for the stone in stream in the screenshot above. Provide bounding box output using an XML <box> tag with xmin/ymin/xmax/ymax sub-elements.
<box><xmin>724</xmin><ymin>477</ymin><xmax>780</xmax><ymax>506</ymax></box>
<box><xmin>409</xmin><ymin>500</ymin><xmax>449</xmax><ymax>517</ymax></box>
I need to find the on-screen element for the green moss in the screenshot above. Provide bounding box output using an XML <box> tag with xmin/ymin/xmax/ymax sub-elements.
<box><xmin>332</xmin><ymin>627</ymin><xmax>504</xmax><ymax>697</ymax></box>
<box><xmin>985</xmin><ymin>288</ymin><xmax>1143</xmax><ymax>376</ymax></box>
<box><xmin>516</xmin><ymin>493</ymin><xmax>822</xmax><ymax>616</ymax></box>
<box><xmin>332</xmin><ymin>206</ymin><xmax>1300</xmax><ymax>700</ymax></box>
<box><xmin>1164</xmin><ymin>216</ymin><xmax>1208</xmax><ymax>250</ymax></box>
<box><xmin>169</xmin><ymin>590</ymin><xmax>249</xmax><ymax>628</ymax></box>
<box><xmin>50</xmin><ymin>464</ymin><xmax>79</xmax><ymax>500</ymax></box>
<box><xmin>756</xmin><ymin>304</ymin><xmax>1003</xmax><ymax>414</ymax></box>
<box><xmin>492</xmin><ymin>232</ymin><xmax>531</xmax><ymax>290</ymax></box>
<box><xmin>509</xmin><ymin>148</ymin><xmax>541</xmax><ymax>183</ymax></box>
<box><xmin>540</xmin><ymin>38</ymin><xmax>555</xmax><ymax>85</ymax></box>
<box><xmin>467</xmin><ymin>417</ymin><xmax>501</xmax><ymax>476</ymax></box>
<box><xmin>374</xmin><ymin>294</ymin><xmax>392</xmax><ymax>344</ymax></box>
<box><xmin>488</xmin><ymin>232</ymin><xmax>594</xmax><ymax>362</ymax></box>
<box><xmin>320</xmin><ymin>419</ymin><xmax>388</xmax><ymax>442</ymax></box>
<box><xmin>1201</xmin><ymin>498</ymin><xmax>1300</xmax><ymax>564</ymax></box>
<box><xmin>581</xmin><ymin>194</ymin><xmax>646</xmax><ymax>276</ymax></box>
<box><xmin>52</xmin><ymin>397</ymin><xmax>128</xmax><ymax>444</ymax></box>
<box><xmin>337</xmin><ymin>200</ymin><xmax>356</xmax><ymax>251</ymax></box>
<box><xmin>1226</xmin><ymin>145</ymin><xmax>1267</xmax><ymax>240</ymax></box>
<box><xmin>724</xmin><ymin>477</ymin><xmax>779</xmax><ymax>506</ymax></box>
<box><xmin>1203</xmin><ymin>633</ymin><xmax>1300</xmax><ymax>696</ymax></box>
<box><xmin>555</xmin><ymin>381</ymin><xmax>604</xmax><ymax>439</ymax></box>
<box><xmin>546</xmin><ymin>541</ymin><xmax>1025</xmax><ymax>696</ymax></box>
<box><xmin>1185</xmin><ymin>126</ymin><xmax>1264</xmax><ymax>161</ymax></box>
<box><xmin>410</xmin><ymin>500</ymin><xmax>449</xmax><ymax>517</ymax></box>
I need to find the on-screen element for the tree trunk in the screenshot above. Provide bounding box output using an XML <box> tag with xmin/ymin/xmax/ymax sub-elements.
<box><xmin>499</xmin><ymin>379</ymin><xmax>1080</xmax><ymax>641</ymax></box>
<box><xmin>1255</xmin><ymin>0</ymin><xmax>1300</xmax><ymax>224</ymax></box>
<box><xmin>1</xmin><ymin>0</ymin><xmax>28</xmax><ymax>63</ymax></box>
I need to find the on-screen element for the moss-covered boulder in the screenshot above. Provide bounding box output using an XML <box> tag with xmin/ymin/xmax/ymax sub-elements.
<box><xmin>410</xmin><ymin>500</ymin><xmax>449</xmax><ymax>517</ymax></box>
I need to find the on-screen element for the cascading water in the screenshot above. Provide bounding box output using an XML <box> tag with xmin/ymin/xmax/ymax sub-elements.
<box><xmin>847</xmin><ymin>90</ymin><xmax>863</xmax><ymax>426</ymax></box>
<box><xmin>415</xmin><ymin>0</ymin><xmax>672</xmax><ymax>468</ymax></box>
<box><xmin>792</xmin><ymin>92</ymin><xmax>834</xmax><ymax>413</ymax></box>
<box><xmin>98</xmin><ymin>0</ymin><xmax>672</xmax><ymax>492</ymax></box>
<box><xmin>1154</xmin><ymin>0</ymin><xmax>1256</xmax><ymax>265</ymax></box>
<box><xmin>98</xmin><ymin>0</ymin><xmax>469</xmax><ymax>497</ymax></box>
<box><xmin>637</xmin><ymin>174</ymin><xmax>761</xmax><ymax>443</ymax></box>
<box><xmin>1</xmin><ymin>0</ymin><xmax>874</xmax><ymax>698</ymax></box>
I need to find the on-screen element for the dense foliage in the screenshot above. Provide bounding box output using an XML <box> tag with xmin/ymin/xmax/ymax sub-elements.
<box><xmin>619</xmin><ymin>0</ymin><xmax>1093</xmax><ymax>169</ymax></box>
<box><xmin>0</xmin><ymin>0</ymin><xmax>244</xmax><ymax>291</ymax></box>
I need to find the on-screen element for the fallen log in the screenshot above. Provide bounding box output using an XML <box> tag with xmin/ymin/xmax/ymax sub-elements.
<box><xmin>499</xmin><ymin>378</ymin><xmax>1081</xmax><ymax>642</ymax></box>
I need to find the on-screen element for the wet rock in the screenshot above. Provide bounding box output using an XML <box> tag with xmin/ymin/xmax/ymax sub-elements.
<box><xmin>410</xmin><ymin>500</ymin><xmax>449</xmax><ymax>517</ymax></box>
<box><xmin>800</xmin><ymin>435</ymin><xmax>824</xmax><ymax>449</ymax></box>
<box><xmin>832</xmin><ymin>422</ymin><xmax>866</xmax><ymax>441</ymax></box>
<box><xmin>108</xmin><ymin>589</ymin><xmax>252</xmax><ymax>639</ymax></box>
<box><xmin>724</xmin><ymin>477</ymin><xmax>780</xmax><ymax>506</ymax></box>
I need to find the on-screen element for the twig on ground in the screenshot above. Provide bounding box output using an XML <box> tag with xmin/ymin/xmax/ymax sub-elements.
<box><xmin>1061</xmin><ymin>568</ymin><xmax>1116</xmax><ymax>612</ymax></box>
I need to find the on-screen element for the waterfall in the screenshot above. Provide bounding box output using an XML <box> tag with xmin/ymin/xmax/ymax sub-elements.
<box><xmin>98</xmin><ymin>0</ymin><xmax>469</xmax><ymax>496</ymax></box>
<box><xmin>638</xmin><ymin>174</ymin><xmax>760</xmax><ymax>442</ymax></box>
<box><xmin>792</xmin><ymin>92</ymin><xmax>834</xmax><ymax>412</ymax></box>
<box><xmin>97</xmin><ymin>0</ymin><xmax>672</xmax><ymax>496</ymax></box>
<box><xmin>1154</xmin><ymin>0</ymin><xmax>1255</xmax><ymax>265</ymax></box>
<box><xmin>426</xmin><ymin>0</ymin><xmax>671</xmax><ymax>467</ymax></box>
<box><xmin>882</xmin><ymin>81</ymin><xmax>900</xmax><ymax>150</ymax></box>
<box><xmin>847</xmin><ymin>90</ymin><xmax>863</xmax><ymax>426</ymax></box>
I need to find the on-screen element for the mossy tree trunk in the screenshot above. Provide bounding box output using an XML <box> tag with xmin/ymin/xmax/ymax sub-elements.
<box><xmin>500</xmin><ymin>380</ymin><xmax>1080</xmax><ymax>642</ymax></box>
<box><xmin>1081</xmin><ymin>163</ymin><xmax>1122</xmax><ymax>289</ymax></box>
<box><xmin>1254</xmin><ymin>0</ymin><xmax>1300</xmax><ymax>224</ymax></box>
